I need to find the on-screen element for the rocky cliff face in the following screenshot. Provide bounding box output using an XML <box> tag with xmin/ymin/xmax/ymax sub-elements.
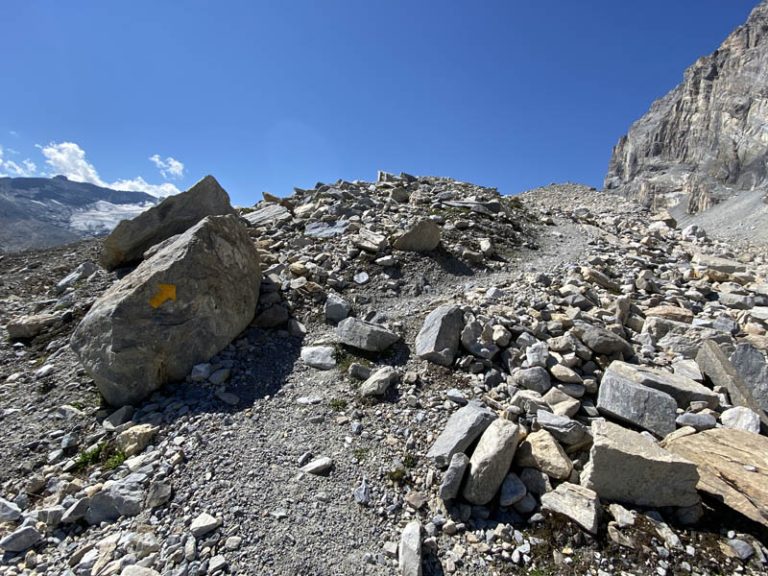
<box><xmin>605</xmin><ymin>1</ymin><xmax>768</xmax><ymax>213</ymax></box>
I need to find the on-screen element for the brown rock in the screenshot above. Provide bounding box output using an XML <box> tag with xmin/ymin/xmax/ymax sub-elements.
<box><xmin>665</xmin><ymin>428</ymin><xmax>768</xmax><ymax>528</ymax></box>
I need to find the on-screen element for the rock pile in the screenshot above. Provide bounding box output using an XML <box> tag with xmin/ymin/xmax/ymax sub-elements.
<box><xmin>1</xmin><ymin>176</ymin><xmax>767</xmax><ymax>575</ymax></box>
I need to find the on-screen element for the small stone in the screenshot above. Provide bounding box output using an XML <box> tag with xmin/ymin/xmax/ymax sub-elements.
<box><xmin>300</xmin><ymin>345</ymin><xmax>337</xmax><ymax>370</ymax></box>
<box><xmin>360</xmin><ymin>366</ymin><xmax>399</xmax><ymax>397</ymax></box>
<box><xmin>439</xmin><ymin>453</ymin><xmax>470</xmax><ymax>501</ymax></box>
<box><xmin>720</xmin><ymin>406</ymin><xmax>761</xmax><ymax>433</ymax></box>
<box><xmin>115</xmin><ymin>424</ymin><xmax>158</xmax><ymax>457</ymax></box>
<box><xmin>541</xmin><ymin>483</ymin><xmax>602</xmax><ymax>534</ymax></box>
<box><xmin>499</xmin><ymin>473</ymin><xmax>527</xmax><ymax>506</ymax></box>
<box><xmin>325</xmin><ymin>293</ymin><xmax>351</xmax><ymax>323</ymax></box>
<box><xmin>190</xmin><ymin>512</ymin><xmax>221</xmax><ymax>537</ymax></box>
<box><xmin>301</xmin><ymin>456</ymin><xmax>333</xmax><ymax>475</ymax></box>
<box><xmin>0</xmin><ymin>497</ymin><xmax>21</xmax><ymax>522</ymax></box>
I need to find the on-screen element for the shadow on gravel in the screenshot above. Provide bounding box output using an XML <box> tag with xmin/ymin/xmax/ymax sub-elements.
<box><xmin>427</xmin><ymin>246</ymin><xmax>475</xmax><ymax>277</ymax></box>
<box><xmin>148</xmin><ymin>325</ymin><xmax>303</xmax><ymax>421</ymax></box>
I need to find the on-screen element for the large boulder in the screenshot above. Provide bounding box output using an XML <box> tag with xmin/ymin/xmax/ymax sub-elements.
<box><xmin>415</xmin><ymin>305</ymin><xmax>464</xmax><ymax>366</ymax></box>
<box><xmin>581</xmin><ymin>420</ymin><xmax>700</xmax><ymax>508</ymax></box>
<box><xmin>72</xmin><ymin>215</ymin><xmax>260</xmax><ymax>406</ymax></box>
<box><xmin>664</xmin><ymin>428</ymin><xmax>768</xmax><ymax>528</ymax></box>
<box><xmin>100</xmin><ymin>175</ymin><xmax>237</xmax><ymax>270</ymax></box>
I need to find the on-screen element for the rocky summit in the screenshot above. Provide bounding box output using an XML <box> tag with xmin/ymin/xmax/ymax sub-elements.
<box><xmin>605</xmin><ymin>1</ymin><xmax>768</xmax><ymax>215</ymax></box>
<box><xmin>0</xmin><ymin>170</ymin><xmax>767</xmax><ymax>576</ymax></box>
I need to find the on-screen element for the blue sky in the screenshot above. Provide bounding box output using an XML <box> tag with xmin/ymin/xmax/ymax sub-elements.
<box><xmin>0</xmin><ymin>1</ymin><xmax>759</xmax><ymax>204</ymax></box>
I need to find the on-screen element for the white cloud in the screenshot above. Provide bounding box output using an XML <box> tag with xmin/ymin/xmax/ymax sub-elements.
<box><xmin>111</xmin><ymin>176</ymin><xmax>180</xmax><ymax>198</ymax></box>
<box><xmin>0</xmin><ymin>145</ymin><xmax>37</xmax><ymax>177</ymax></box>
<box><xmin>38</xmin><ymin>141</ymin><xmax>180</xmax><ymax>198</ymax></box>
<box><xmin>149</xmin><ymin>154</ymin><xmax>185</xmax><ymax>180</ymax></box>
<box><xmin>39</xmin><ymin>141</ymin><xmax>105</xmax><ymax>186</ymax></box>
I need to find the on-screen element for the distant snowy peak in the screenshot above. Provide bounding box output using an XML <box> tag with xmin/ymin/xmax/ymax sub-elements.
<box><xmin>0</xmin><ymin>176</ymin><xmax>159</xmax><ymax>252</ymax></box>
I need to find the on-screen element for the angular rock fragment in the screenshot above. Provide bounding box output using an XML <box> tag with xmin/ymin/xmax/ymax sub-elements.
<box><xmin>415</xmin><ymin>305</ymin><xmax>463</xmax><ymax>366</ymax></box>
<box><xmin>729</xmin><ymin>343</ymin><xmax>768</xmax><ymax>414</ymax></box>
<box><xmin>427</xmin><ymin>402</ymin><xmax>497</xmax><ymax>468</ymax></box>
<box><xmin>0</xmin><ymin>526</ymin><xmax>42</xmax><ymax>553</ymax></box>
<box><xmin>438</xmin><ymin>452</ymin><xmax>469</xmax><ymax>501</ymax></box>
<box><xmin>720</xmin><ymin>406</ymin><xmax>761</xmax><ymax>433</ymax></box>
<box><xmin>462</xmin><ymin>419</ymin><xmax>525</xmax><ymax>505</ymax></box>
<box><xmin>336</xmin><ymin>317</ymin><xmax>400</xmax><ymax>352</ymax></box>
<box><xmin>398</xmin><ymin>521</ymin><xmax>423</xmax><ymax>576</ymax></box>
<box><xmin>605</xmin><ymin>361</ymin><xmax>718</xmax><ymax>409</ymax></box>
<box><xmin>597</xmin><ymin>363</ymin><xmax>678</xmax><ymax>437</ymax></box>
<box><xmin>301</xmin><ymin>345</ymin><xmax>337</xmax><ymax>370</ymax></box>
<box><xmin>541</xmin><ymin>483</ymin><xmax>601</xmax><ymax>534</ymax></box>
<box><xmin>511</xmin><ymin>367</ymin><xmax>551</xmax><ymax>394</ymax></box>
<box><xmin>72</xmin><ymin>215</ymin><xmax>260</xmax><ymax>406</ymax></box>
<box><xmin>7</xmin><ymin>312</ymin><xmax>61</xmax><ymax>340</ymax></box>
<box><xmin>324</xmin><ymin>293</ymin><xmax>351</xmax><ymax>323</ymax></box>
<box><xmin>392</xmin><ymin>220</ymin><xmax>441</xmax><ymax>252</ymax></box>
<box><xmin>696</xmin><ymin>340</ymin><xmax>768</xmax><ymax>430</ymax></box>
<box><xmin>101</xmin><ymin>175</ymin><xmax>237</xmax><ymax>270</ymax></box>
<box><xmin>573</xmin><ymin>323</ymin><xmax>632</xmax><ymax>355</ymax></box>
<box><xmin>359</xmin><ymin>366</ymin><xmax>399</xmax><ymax>397</ymax></box>
<box><xmin>514</xmin><ymin>429</ymin><xmax>573</xmax><ymax>480</ymax></box>
<box><xmin>665</xmin><ymin>428</ymin><xmax>768</xmax><ymax>527</ymax></box>
<box><xmin>581</xmin><ymin>420</ymin><xmax>700</xmax><ymax>508</ymax></box>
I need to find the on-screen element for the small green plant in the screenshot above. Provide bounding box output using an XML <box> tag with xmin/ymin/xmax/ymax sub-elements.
<box><xmin>353</xmin><ymin>448</ymin><xmax>368</xmax><ymax>461</ymax></box>
<box><xmin>73</xmin><ymin>444</ymin><xmax>104</xmax><ymax>472</ymax></box>
<box><xmin>104</xmin><ymin>450</ymin><xmax>127</xmax><ymax>470</ymax></box>
<box><xmin>403</xmin><ymin>453</ymin><xmax>417</xmax><ymax>469</ymax></box>
<box><xmin>387</xmin><ymin>468</ymin><xmax>407</xmax><ymax>483</ymax></box>
<box><xmin>329</xmin><ymin>398</ymin><xmax>348</xmax><ymax>411</ymax></box>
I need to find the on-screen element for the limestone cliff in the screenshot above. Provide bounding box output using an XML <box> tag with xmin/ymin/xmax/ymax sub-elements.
<box><xmin>605</xmin><ymin>1</ymin><xmax>768</xmax><ymax>213</ymax></box>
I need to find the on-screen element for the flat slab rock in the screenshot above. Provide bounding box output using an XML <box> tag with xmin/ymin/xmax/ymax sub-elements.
<box><xmin>664</xmin><ymin>428</ymin><xmax>768</xmax><ymax>528</ymax></box>
<box><xmin>336</xmin><ymin>317</ymin><xmax>400</xmax><ymax>352</ymax></box>
<box><xmin>541</xmin><ymin>483</ymin><xmax>601</xmax><ymax>534</ymax></box>
<box><xmin>581</xmin><ymin>420</ymin><xmax>700</xmax><ymax>509</ymax></box>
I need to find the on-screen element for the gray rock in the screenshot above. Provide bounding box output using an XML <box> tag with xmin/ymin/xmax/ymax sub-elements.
<box><xmin>439</xmin><ymin>453</ymin><xmax>470</xmax><ymax>501</ymax></box>
<box><xmin>300</xmin><ymin>346</ymin><xmax>337</xmax><ymax>370</ymax></box>
<box><xmin>102</xmin><ymin>405</ymin><xmax>134</xmax><ymax>430</ymax></box>
<box><xmin>427</xmin><ymin>402</ymin><xmax>497</xmax><ymax>468</ymax></box>
<box><xmin>100</xmin><ymin>175</ymin><xmax>237</xmax><ymax>270</ymax></box>
<box><xmin>541</xmin><ymin>483</ymin><xmax>601</xmax><ymax>534</ymax></box>
<box><xmin>0</xmin><ymin>526</ymin><xmax>42</xmax><ymax>553</ymax></box>
<box><xmin>511</xmin><ymin>367</ymin><xmax>552</xmax><ymax>394</ymax></box>
<box><xmin>324</xmin><ymin>293</ymin><xmax>351</xmax><ymax>323</ymax></box>
<box><xmin>392</xmin><ymin>220</ymin><xmax>441</xmax><ymax>252</ymax></box>
<box><xmin>604</xmin><ymin>361</ymin><xmax>719</xmax><ymax>409</ymax></box>
<box><xmin>359</xmin><ymin>366</ymin><xmax>399</xmax><ymax>397</ymax></box>
<box><xmin>597</xmin><ymin>363</ymin><xmax>678</xmax><ymax>437</ymax></box>
<box><xmin>336</xmin><ymin>317</ymin><xmax>400</xmax><ymax>352</ymax></box>
<box><xmin>525</xmin><ymin>341</ymin><xmax>550</xmax><ymax>367</ymax></box>
<box><xmin>462</xmin><ymin>420</ymin><xmax>525</xmax><ymax>505</ymax></box>
<box><xmin>33</xmin><ymin>506</ymin><xmax>65</xmax><ymax>528</ymax></box>
<box><xmin>697</xmin><ymin>340</ymin><xmax>768</xmax><ymax>430</ymax></box>
<box><xmin>461</xmin><ymin>320</ymin><xmax>499</xmax><ymax>359</ymax></box>
<box><xmin>581</xmin><ymin>420</ymin><xmax>700</xmax><ymax>508</ymax></box>
<box><xmin>499</xmin><ymin>473</ymin><xmax>527</xmax><ymax>506</ymax></box>
<box><xmin>730</xmin><ymin>343</ymin><xmax>768</xmax><ymax>414</ymax></box>
<box><xmin>55</xmin><ymin>260</ymin><xmax>98</xmax><ymax>294</ymax></box>
<box><xmin>71</xmin><ymin>215</ymin><xmax>260</xmax><ymax>406</ymax></box>
<box><xmin>727</xmin><ymin>538</ymin><xmax>755</xmax><ymax>561</ymax></box>
<box><xmin>720</xmin><ymin>406</ymin><xmax>761</xmax><ymax>433</ymax></box>
<box><xmin>0</xmin><ymin>497</ymin><xmax>21</xmax><ymax>522</ymax></box>
<box><xmin>243</xmin><ymin>203</ymin><xmax>292</xmax><ymax>227</ymax></box>
<box><xmin>85</xmin><ymin>476</ymin><xmax>145</xmax><ymax>524</ymax></box>
<box><xmin>190</xmin><ymin>512</ymin><xmax>221</xmax><ymax>537</ymax></box>
<box><xmin>573</xmin><ymin>323</ymin><xmax>631</xmax><ymax>355</ymax></box>
<box><xmin>62</xmin><ymin>497</ymin><xmax>90</xmax><ymax>523</ymax></box>
<box><xmin>121</xmin><ymin>567</ymin><xmax>161</xmax><ymax>576</ymax></box>
<box><xmin>301</xmin><ymin>456</ymin><xmax>333</xmax><ymax>475</ymax></box>
<box><xmin>398</xmin><ymin>521</ymin><xmax>423</xmax><ymax>576</ymax></box>
<box><xmin>675</xmin><ymin>412</ymin><xmax>717</xmax><ymax>431</ymax></box>
<box><xmin>519</xmin><ymin>467</ymin><xmax>552</xmax><ymax>496</ymax></box>
<box><xmin>145</xmin><ymin>482</ymin><xmax>172</xmax><ymax>508</ymax></box>
<box><xmin>415</xmin><ymin>305</ymin><xmax>464</xmax><ymax>366</ymax></box>
<box><xmin>536</xmin><ymin>410</ymin><xmax>591</xmax><ymax>446</ymax></box>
